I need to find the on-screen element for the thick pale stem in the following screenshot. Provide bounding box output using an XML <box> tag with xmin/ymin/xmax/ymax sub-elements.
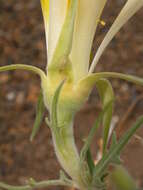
<box><xmin>42</xmin><ymin>74</ymin><xmax>92</xmax><ymax>189</ymax></box>
<box><xmin>52</xmin><ymin>121</ymin><xmax>79</xmax><ymax>179</ymax></box>
<box><xmin>50</xmin><ymin>118</ymin><xmax>91</xmax><ymax>190</ymax></box>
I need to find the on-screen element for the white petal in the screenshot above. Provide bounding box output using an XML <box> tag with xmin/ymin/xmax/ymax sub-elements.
<box><xmin>48</xmin><ymin>0</ymin><xmax>68</xmax><ymax>64</ymax></box>
<box><xmin>70</xmin><ymin>0</ymin><xmax>107</xmax><ymax>81</ymax></box>
<box><xmin>89</xmin><ymin>0</ymin><xmax>143</xmax><ymax>73</ymax></box>
<box><xmin>48</xmin><ymin>0</ymin><xmax>78</xmax><ymax>70</ymax></box>
<box><xmin>41</xmin><ymin>0</ymin><xmax>49</xmax><ymax>54</ymax></box>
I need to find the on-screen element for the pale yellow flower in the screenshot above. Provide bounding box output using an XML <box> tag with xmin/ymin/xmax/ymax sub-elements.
<box><xmin>41</xmin><ymin>0</ymin><xmax>143</xmax><ymax>82</ymax></box>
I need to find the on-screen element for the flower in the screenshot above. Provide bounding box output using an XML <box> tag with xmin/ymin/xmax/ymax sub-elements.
<box><xmin>69</xmin><ymin>0</ymin><xmax>107</xmax><ymax>80</ymax></box>
<box><xmin>0</xmin><ymin>1</ymin><xmax>143</xmax><ymax>189</ymax></box>
<box><xmin>40</xmin><ymin>1</ymin><xmax>143</xmax><ymax>189</ymax></box>
<box><xmin>41</xmin><ymin>0</ymin><xmax>143</xmax><ymax>80</ymax></box>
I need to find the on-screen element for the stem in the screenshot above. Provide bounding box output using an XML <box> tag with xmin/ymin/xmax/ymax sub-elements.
<box><xmin>42</xmin><ymin>76</ymin><xmax>92</xmax><ymax>189</ymax></box>
<box><xmin>51</xmin><ymin>120</ymin><xmax>92</xmax><ymax>190</ymax></box>
<box><xmin>51</xmin><ymin>121</ymin><xmax>80</xmax><ymax>183</ymax></box>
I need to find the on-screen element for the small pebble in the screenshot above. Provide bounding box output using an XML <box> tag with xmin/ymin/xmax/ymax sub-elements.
<box><xmin>6</xmin><ymin>91</ymin><xmax>16</xmax><ymax>101</ymax></box>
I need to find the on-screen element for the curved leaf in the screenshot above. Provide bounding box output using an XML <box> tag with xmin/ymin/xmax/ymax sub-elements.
<box><xmin>78</xmin><ymin>72</ymin><xmax>143</xmax><ymax>93</ymax></box>
<box><xmin>51</xmin><ymin>80</ymin><xmax>65</xmax><ymax>130</ymax></box>
<box><xmin>95</xmin><ymin>79</ymin><xmax>114</xmax><ymax>155</ymax></box>
<box><xmin>30</xmin><ymin>91</ymin><xmax>45</xmax><ymax>141</ymax></box>
<box><xmin>0</xmin><ymin>64</ymin><xmax>46</xmax><ymax>79</ymax></box>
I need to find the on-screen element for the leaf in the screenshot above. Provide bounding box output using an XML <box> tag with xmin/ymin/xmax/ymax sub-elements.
<box><xmin>78</xmin><ymin>72</ymin><xmax>143</xmax><ymax>90</ymax></box>
<box><xmin>110</xmin><ymin>132</ymin><xmax>118</xmax><ymax>147</ymax></box>
<box><xmin>76</xmin><ymin>72</ymin><xmax>143</xmax><ymax>109</ymax></box>
<box><xmin>93</xmin><ymin>116</ymin><xmax>143</xmax><ymax>179</ymax></box>
<box><xmin>80</xmin><ymin>108</ymin><xmax>103</xmax><ymax>161</ymax></box>
<box><xmin>30</xmin><ymin>91</ymin><xmax>45</xmax><ymax>141</ymax></box>
<box><xmin>95</xmin><ymin>79</ymin><xmax>114</xmax><ymax>155</ymax></box>
<box><xmin>86</xmin><ymin>149</ymin><xmax>95</xmax><ymax>175</ymax></box>
<box><xmin>110</xmin><ymin>132</ymin><xmax>122</xmax><ymax>165</ymax></box>
<box><xmin>48</xmin><ymin>0</ymin><xmax>78</xmax><ymax>70</ymax></box>
<box><xmin>51</xmin><ymin>80</ymin><xmax>65</xmax><ymax>130</ymax></box>
<box><xmin>80</xmin><ymin>100</ymin><xmax>113</xmax><ymax>162</ymax></box>
<box><xmin>0</xmin><ymin>64</ymin><xmax>46</xmax><ymax>79</ymax></box>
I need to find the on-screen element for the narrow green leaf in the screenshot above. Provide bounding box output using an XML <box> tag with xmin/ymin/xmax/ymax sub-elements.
<box><xmin>95</xmin><ymin>79</ymin><xmax>114</xmax><ymax>155</ymax></box>
<box><xmin>0</xmin><ymin>64</ymin><xmax>46</xmax><ymax>79</ymax></box>
<box><xmin>110</xmin><ymin>166</ymin><xmax>137</xmax><ymax>190</ymax></box>
<box><xmin>111</xmin><ymin>132</ymin><xmax>118</xmax><ymax>147</ymax></box>
<box><xmin>80</xmin><ymin>110</ymin><xmax>103</xmax><ymax>161</ymax></box>
<box><xmin>93</xmin><ymin>116</ymin><xmax>143</xmax><ymax>179</ymax></box>
<box><xmin>86</xmin><ymin>149</ymin><xmax>95</xmax><ymax>175</ymax></box>
<box><xmin>80</xmin><ymin>100</ymin><xmax>113</xmax><ymax>161</ymax></box>
<box><xmin>109</xmin><ymin>132</ymin><xmax>122</xmax><ymax>164</ymax></box>
<box><xmin>30</xmin><ymin>91</ymin><xmax>45</xmax><ymax>141</ymax></box>
<box><xmin>109</xmin><ymin>132</ymin><xmax>122</xmax><ymax>165</ymax></box>
<box><xmin>48</xmin><ymin>0</ymin><xmax>78</xmax><ymax>70</ymax></box>
<box><xmin>51</xmin><ymin>80</ymin><xmax>65</xmax><ymax>129</ymax></box>
<box><xmin>86</xmin><ymin>72</ymin><xmax>143</xmax><ymax>86</ymax></box>
<box><xmin>78</xmin><ymin>72</ymin><xmax>143</xmax><ymax>95</ymax></box>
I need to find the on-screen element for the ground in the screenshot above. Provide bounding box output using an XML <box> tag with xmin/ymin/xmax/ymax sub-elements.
<box><xmin>0</xmin><ymin>0</ymin><xmax>143</xmax><ymax>189</ymax></box>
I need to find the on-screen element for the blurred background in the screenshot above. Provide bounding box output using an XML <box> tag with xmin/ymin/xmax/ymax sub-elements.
<box><xmin>0</xmin><ymin>0</ymin><xmax>143</xmax><ymax>189</ymax></box>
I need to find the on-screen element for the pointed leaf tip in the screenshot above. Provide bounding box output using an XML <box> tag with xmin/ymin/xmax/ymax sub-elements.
<box><xmin>51</xmin><ymin>80</ymin><xmax>65</xmax><ymax>128</ymax></box>
<box><xmin>93</xmin><ymin>115</ymin><xmax>143</xmax><ymax>178</ymax></box>
<box><xmin>30</xmin><ymin>91</ymin><xmax>45</xmax><ymax>141</ymax></box>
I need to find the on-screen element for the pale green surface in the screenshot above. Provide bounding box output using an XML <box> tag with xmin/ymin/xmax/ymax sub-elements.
<box><xmin>95</xmin><ymin>79</ymin><xmax>114</xmax><ymax>155</ymax></box>
<box><xmin>110</xmin><ymin>166</ymin><xmax>137</xmax><ymax>190</ymax></box>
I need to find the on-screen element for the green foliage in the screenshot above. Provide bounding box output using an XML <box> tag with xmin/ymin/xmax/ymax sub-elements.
<box><xmin>0</xmin><ymin>64</ymin><xmax>46</xmax><ymax>79</ymax></box>
<box><xmin>80</xmin><ymin>100</ymin><xmax>113</xmax><ymax>162</ymax></box>
<box><xmin>79</xmin><ymin>96</ymin><xmax>143</xmax><ymax>189</ymax></box>
<box><xmin>92</xmin><ymin>116</ymin><xmax>143</xmax><ymax>188</ymax></box>
<box><xmin>95</xmin><ymin>79</ymin><xmax>114</xmax><ymax>155</ymax></box>
<box><xmin>30</xmin><ymin>91</ymin><xmax>45</xmax><ymax>141</ymax></box>
<box><xmin>0</xmin><ymin>1</ymin><xmax>143</xmax><ymax>189</ymax></box>
<box><xmin>51</xmin><ymin>80</ymin><xmax>65</xmax><ymax>130</ymax></box>
<box><xmin>0</xmin><ymin>63</ymin><xmax>143</xmax><ymax>190</ymax></box>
